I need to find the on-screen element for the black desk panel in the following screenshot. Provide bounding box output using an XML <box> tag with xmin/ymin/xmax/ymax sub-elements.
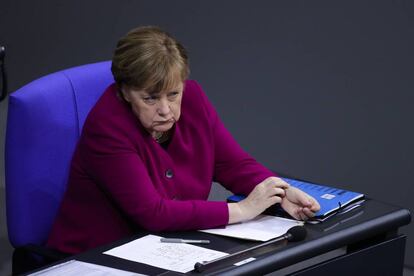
<box><xmin>33</xmin><ymin>199</ymin><xmax>411</xmax><ymax>275</ymax></box>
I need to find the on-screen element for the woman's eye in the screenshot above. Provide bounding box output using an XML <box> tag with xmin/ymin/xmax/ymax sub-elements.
<box><xmin>167</xmin><ymin>92</ymin><xmax>179</xmax><ymax>100</ymax></box>
<box><xmin>143</xmin><ymin>96</ymin><xmax>157</xmax><ymax>104</ymax></box>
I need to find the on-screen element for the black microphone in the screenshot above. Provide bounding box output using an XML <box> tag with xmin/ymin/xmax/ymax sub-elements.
<box><xmin>194</xmin><ymin>226</ymin><xmax>307</xmax><ymax>273</ymax></box>
<box><xmin>285</xmin><ymin>225</ymin><xmax>307</xmax><ymax>242</ymax></box>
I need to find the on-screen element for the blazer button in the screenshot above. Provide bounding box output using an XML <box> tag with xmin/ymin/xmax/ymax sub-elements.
<box><xmin>165</xmin><ymin>169</ymin><xmax>174</xmax><ymax>179</ymax></box>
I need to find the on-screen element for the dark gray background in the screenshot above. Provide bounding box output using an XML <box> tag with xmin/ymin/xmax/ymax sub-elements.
<box><xmin>1</xmin><ymin>0</ymin><xmax>413</xmax><ymax>270</ymax></box>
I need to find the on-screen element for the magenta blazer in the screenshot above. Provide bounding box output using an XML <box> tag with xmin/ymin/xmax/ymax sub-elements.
<box><xmin>47</xmin><ymin>80</ymin><xmax>275</xmax><ymax>254</ymax></box>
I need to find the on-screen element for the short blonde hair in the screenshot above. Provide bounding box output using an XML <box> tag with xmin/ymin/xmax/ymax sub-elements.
<box><xmin>111</xmin><ymin>26</ymin><xmax>189</xmax><ymax>93</ymax></box>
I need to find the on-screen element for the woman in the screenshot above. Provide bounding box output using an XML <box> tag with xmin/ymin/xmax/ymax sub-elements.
<box><xmin>47</xmin><ymin>26</ymin><xmax>320</xmax><ymax>254</ymax></box>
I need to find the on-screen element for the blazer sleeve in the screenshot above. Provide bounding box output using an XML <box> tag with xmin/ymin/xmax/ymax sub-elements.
<box><xmin>78</xmin><ymin>111</ymin><xmax>229</xmax><ymax>232</ymax></box>
<box><xmin>192</xmin><ymin>81</ymin><xmax>276</xmax><ymax>196</ymax></box>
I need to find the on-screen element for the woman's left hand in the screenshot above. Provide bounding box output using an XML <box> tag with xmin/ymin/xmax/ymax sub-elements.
<box><xmin>281</xmin><ymin>186</ymin><xmax>321</xmax><ymax>220</ymax></box>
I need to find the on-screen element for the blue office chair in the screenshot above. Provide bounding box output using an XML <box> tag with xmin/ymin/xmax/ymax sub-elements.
<box><xmin>5</xmin><ymin>61</ymin><xmax>114</xmax><ymax>274</ymax></box>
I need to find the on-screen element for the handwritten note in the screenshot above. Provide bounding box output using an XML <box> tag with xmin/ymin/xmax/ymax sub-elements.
<box><xmin>104</xmin><ymin>234</ymin><xmax>228</xmax><ymax>273</ymax></box>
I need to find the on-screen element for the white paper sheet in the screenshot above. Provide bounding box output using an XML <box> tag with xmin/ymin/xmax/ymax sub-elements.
<box><xmin>200</xmin><ymin>215</ymin><xmax>303</xmax><ymax>241</ymax></box>
<box><xmin>29</xmin><ymin>260</ymin><xmax>143</xmax><ymax>276</ymax></box>
<box><xmin>104</xmin><ymin>234</ymin><xmax>228</xmax><ymax>273</ymax></box>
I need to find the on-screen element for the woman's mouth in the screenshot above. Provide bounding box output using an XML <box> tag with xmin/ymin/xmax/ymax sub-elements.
<box><xmin>155</xmin><ymin>119</ymin><xmax>174</xmax><ymax>125</ymax></box>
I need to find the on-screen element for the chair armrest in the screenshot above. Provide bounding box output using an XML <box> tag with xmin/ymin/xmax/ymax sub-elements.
<box><xmin>21</xmin><ymin>244</ymin><xmax>70</xmax><ymax>262</ymax></box>
<box><xmin>12</xmin><ymin>244</ymin><xmax>71</xmax><ymax>275</ymax></box>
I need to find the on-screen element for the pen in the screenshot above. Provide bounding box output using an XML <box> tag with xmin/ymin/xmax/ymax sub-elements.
<box><xmin>160</xmin><ymin>238</ymin><xmax>210</xmax><ymax>244</ymax></box>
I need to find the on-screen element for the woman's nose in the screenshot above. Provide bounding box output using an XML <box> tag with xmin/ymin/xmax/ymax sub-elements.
<box><xmin>157</xmin><ymin>99</ymin><xmax>170</xmax><ymax>115</ymax></box>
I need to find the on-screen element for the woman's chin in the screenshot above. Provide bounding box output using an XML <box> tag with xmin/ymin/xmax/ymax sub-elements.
<box><xmin>153</xmin><ymin>123</ymin><xmax>174</xmax><ymax>132</ymax></box>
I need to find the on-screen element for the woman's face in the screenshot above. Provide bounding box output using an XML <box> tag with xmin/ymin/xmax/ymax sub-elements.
<box><xmin>122</xmin><ymin>82</ymin><xmax>184</xmax><ymax>137</ymax></box>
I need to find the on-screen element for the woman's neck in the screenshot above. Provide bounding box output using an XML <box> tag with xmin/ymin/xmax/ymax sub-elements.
<box><xmin>152</xmin><ymin>131</ymin><xmax>170</xmax><ymax>143</ymax></box>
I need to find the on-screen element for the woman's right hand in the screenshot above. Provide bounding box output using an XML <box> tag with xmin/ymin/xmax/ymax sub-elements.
<box><xmin>228</xmin><ymin>177</ymin><xmax>289</xmax><ymax>224</ymax></box>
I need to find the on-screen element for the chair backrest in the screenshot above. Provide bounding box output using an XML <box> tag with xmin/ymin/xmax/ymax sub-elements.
<box><xmin>5</xmin><ymin>61</ymin><xmax>114</xmax><ymax>247</ymax></box>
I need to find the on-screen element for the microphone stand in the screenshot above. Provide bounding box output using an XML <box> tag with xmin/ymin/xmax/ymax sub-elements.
<box><xmin>194</xmin><ymin>226</ymin><xmax>306</xmax><ymax>273</ymax></box>
<box><xmin>0</xmin><ymin>46</ymin><xmax>7</xmax><ymax>102</ymax></box>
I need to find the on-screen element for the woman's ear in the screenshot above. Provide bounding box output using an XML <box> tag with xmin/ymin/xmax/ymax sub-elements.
<box><xmin>121</xmin><ymin>86</ymin><xmax>131</xmax><ymax>103</ymax></box>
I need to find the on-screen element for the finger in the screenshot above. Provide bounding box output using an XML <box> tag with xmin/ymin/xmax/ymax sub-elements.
<box><xmin>266</xmin><ymin>177</ymin><xmax>289</xmax><ymax>189</ymax></box>
<box><xmin>289</xmin><ymin>213</ymin><xmax>301</xmax><ymax>220</ymax></box>
<box><xmin>273</xmin><ymin>178</ymin><xmax>289</xmax><ymax>189</ymax></box>
<box><xmin>297</xmin><ymin>208</ymin><xmax>310</xmax><ymax>221</ymax></box>
<box><xmin>295</xmin><ymin>192</ymin><xmax>313</xmax><ymax>207</ymax></box>
<box><xmin>267</xmin><ymin>196</ymin><xmax>283</xmax><ymax>207</ymax></box>
<box><xmin>292</xmin><ymin>208</ymin><xmax>305</xmax><ymax>220</ymax></box>
<box><xmin>272</xmin><ymin>187</ymin><xmax>286</xmax><ymax>197</ymax></box>
<box><xmin>284</xmin><ymin>202</ymin><xmax>304</xmax><ymax>220</ymax></box>
<box><xmin>309</xmin><ymin>198</ymin><xmax>321</xmax><ymax>212</ymax></box>
<box><xmin>302</xmin><ymin>207</ymin><xmax>315</xmax><ymax>218</ymax></box>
